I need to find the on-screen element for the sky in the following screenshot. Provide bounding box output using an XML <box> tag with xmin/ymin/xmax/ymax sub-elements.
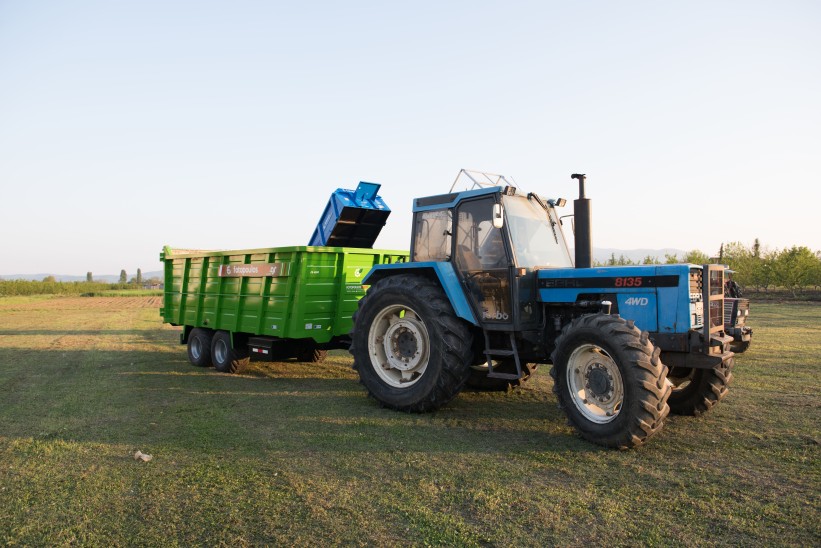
<box><xmin>1</xmin><ymin>0</ymin><xmax>819</xmax><ymax>276</ymax></box>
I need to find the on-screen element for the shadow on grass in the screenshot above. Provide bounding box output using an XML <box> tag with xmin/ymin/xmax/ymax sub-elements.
<box><xmin>0</xmin><ymin>329</ymin><xmax>169</xmax><ymax>337</ymax></box>
<box><xmin>0</xmin><ymin>344</ymin><xmax>596</xmax><ymax>457</ymax></box>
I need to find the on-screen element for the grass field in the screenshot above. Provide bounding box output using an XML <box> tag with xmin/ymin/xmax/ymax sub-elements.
<box><xmin>0</xmin><ymin>296</ymin><xmax>818</xmax><ymax>546</ymax></box>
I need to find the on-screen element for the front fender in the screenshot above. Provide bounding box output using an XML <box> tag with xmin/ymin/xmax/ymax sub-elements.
<box><xmin>363</xmin><ymin>262</ymin><xmax>478</xmax><ymax>325</ymax></box>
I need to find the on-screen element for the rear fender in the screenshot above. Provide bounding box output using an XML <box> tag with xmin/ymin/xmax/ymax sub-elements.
<box><xmin>363</xmin><ymin>262</ymin><xmax>478</xmax><ymax>325</ymax></box>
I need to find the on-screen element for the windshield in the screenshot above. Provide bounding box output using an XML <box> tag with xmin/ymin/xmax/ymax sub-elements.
<box><xmin>503</xmin><ymin>194</ymin><xmax>573</xmax><ymax>268</ymax></box>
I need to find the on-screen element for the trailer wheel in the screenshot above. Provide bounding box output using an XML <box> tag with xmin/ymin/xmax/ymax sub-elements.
<box><xmin>211</xmin><ymin>331</ymin><xmax>250</xmax><ymax>374</ymax></box>
<box><xmin>187</xmin><ymin>328</ymin><xmax>214</xmax><ymax>367</ymax></box>
<box><xmin>550</xmin><ymin>314</ymin><xmax>671</xmax><ymax>449</ymax></box>
<box><xmin>296</xmin><ymin>343</ymin><xmax>328</xmax><ymax>363</ymax></box>
<box><xmin>667</xmin><ymin>358</ymin><xmax>734</xmax><ymax>416</ymax></box>
<box><xmin>730</xmin><ymin>340</ymin><xmax>751</xmax><ymax>354</ymax></box>
<box><xmin>350</xmin><ymin>274</ymin><xmax>472</xmax><ymax>412</ymax></box>
<box><xmin>465</xmin><ymin>361</ymin><xmax>539</xmax><ymax>391</ymax></box>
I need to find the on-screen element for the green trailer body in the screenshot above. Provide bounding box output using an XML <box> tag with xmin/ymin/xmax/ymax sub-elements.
<box><xmin>160</xmin><ymin>245</ymin><xmax>408</xmax><ymax>350</ymax></box>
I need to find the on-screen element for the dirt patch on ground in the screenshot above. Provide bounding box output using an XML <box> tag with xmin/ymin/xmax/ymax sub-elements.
<box><xmin>0</xmin><ymin>296</ymin><xmax>161</xmax><ymax>311</ymax></box>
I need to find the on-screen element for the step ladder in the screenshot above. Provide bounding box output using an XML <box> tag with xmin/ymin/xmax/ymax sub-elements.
<box><xmin>483</xmin><ymin>330</ymin><xmax>523</xmax><ymax>380</ymax></box>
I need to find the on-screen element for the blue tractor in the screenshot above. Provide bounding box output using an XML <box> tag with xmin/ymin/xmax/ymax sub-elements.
<box><xmin>350</xmin><ymin>171</ymin><xmax>735</xmax><ymax>448</ymax></box>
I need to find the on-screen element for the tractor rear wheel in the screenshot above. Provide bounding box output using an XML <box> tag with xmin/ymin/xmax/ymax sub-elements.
<box><xmin>550</xmin><ymin>314</ymin><xmax>671</xmax><ymax>449</ymax></box>
<box><xmin>187</xmin><ymin>328</ymin><xmax>213</xmax><ymax>367</ymax></box>
<box><xmin>667</xmin><ymin>358</ymin><xmax>734</xmax><ymax>416</ymax></box>
<box><xmin>350</xmin><ymin>274</ymin><xmax>473</xmax><ymax>412</ymax></box>
<box><xmin>211</xmin><ymin>331</ymin><xmax>250</xmax><ymax>374</ymax></box>
<box><xmin>466</xmin><ymin>360</ymin><xmax>539</xmax><ymax>391</ymax></box>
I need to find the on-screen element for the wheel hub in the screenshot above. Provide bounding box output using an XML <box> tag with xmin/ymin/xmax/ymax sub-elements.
<box><xmin>586</xmin><ymin>364</ymin><xmax>614</xmax><ymax>402</ymax></box>
<box><xmin>392</xmin><ymin>328</ymin><xmax>418</xmax><ymax>360</ymax></box>
<box><xmin>191</xmin><ymin>338</ymin><xmax>202</xmax><ymax>360</ymax></box>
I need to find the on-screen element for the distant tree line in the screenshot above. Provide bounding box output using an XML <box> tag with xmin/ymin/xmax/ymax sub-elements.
<box><xmin>597</xmin><ymin>249</ymin><xmax>710</xmax><ymax>267</ymax></box>
<box><xmin>1</xmin><ymin>267</ymin><xmax>162</xmax><ymax>296</ymax></box>
<box><xmin>717</xmin><ymin>240</ymin><xmax>820</xmax><ymax>297</ymax></box>
<box><xmin>595</xmin><ymin>239</ymin><xmax>821</xmax><ymax>297</ymax></box>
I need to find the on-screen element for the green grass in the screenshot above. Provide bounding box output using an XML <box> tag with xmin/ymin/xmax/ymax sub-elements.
<box><xmin>0</xmin><ymin>297</ymin><xmax>818</xmax><ymax>546</ymax></box>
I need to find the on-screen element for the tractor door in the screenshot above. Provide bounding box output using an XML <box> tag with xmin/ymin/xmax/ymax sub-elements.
<box><xmin>453</xmin><ymin>197</ymin><xmax>514</xmax><ymax>325</ymax></box>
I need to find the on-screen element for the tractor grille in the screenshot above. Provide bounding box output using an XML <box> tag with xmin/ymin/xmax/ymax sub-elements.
<box><xmin>689</xmin><ymin>269</ymin><xmax>703</xmax><ymax>293</ymax></box>
<box><xmin>725</xmin><ymin>298</ymin><xmax>749</xmax><ymax>327</ymax></box>
<box><xmin>689</xmin><ymin>268</ymin><xmax>704</xmax><ymax>328</ymax></box>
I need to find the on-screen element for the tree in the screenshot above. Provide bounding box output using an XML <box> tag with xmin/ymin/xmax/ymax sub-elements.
<box><xmin>42</xmin><ymin>275</ymin><xmax>56</xmax><ymax>283</ymax></box>
<box><xmin>642</xmin><ymin>255</ymin><xmax>660</xmax><ymax>265</ymax></box>
<box><xmin>751</xmin><ymin>249</ymin><xmax>778</xmax><ymax>292</ymax></box>
<box><xmin>683</xmin><ymin>249</ymin><xmax>709</xmax><ymax>264</ymax></box>
<box><xmin>136</xmin><ymin>268</ymin><xmax>143</xmax><ymax>284</ymax></box>
<box><xmin>664</xmin><ymin>253</ymin><xmax>679</xmax><ymax>264</ymax></box>
<box><xmin>86</xmin><ymin>272</ymin><xmax>93</xmax><ymax>282</ymax></box>
<box><xmin>119</xmin><ymin>270</ymin><xmax>127</xmax><ymax>284</ymax></box>
<box><xmin>722</xmin><ymin>242</ymin><xmax>755</xmax><ymax>286</ymax></box>
<box><xmin>810</xmin><ymin>251</ymin><xmax>821</xmax><ymax>290</ymax></box>
<box><xmin>773</xmin><ymin>246</ymin><xmax>819</xmax><ymax>297</ymax></box>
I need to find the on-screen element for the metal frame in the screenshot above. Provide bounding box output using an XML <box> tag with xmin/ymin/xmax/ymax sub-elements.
<box><xmin>450</xmin><ymin>169</ymin><xmax>518</xmax><ymax>192</ymax></box>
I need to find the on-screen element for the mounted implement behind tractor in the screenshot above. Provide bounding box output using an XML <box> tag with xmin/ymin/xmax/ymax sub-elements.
<box><xmin>162</xmin><ymin>171</ymin><xmax>738</xmax><ymax>449</ymax></box>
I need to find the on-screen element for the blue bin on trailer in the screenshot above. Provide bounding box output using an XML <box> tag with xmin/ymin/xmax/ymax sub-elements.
<box><xmin>309</xmin><ymin>182</ymin><xmax>391</xmax><ymax>248</ymax></box>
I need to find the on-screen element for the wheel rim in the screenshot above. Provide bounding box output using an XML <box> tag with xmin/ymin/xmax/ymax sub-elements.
<box><xmin>214</xmin><ymin>338</ymin><xmax>228</xmax><ymax>364</ymax></box>
<box><xmin>191</xmin><ymin>336</ymin><xmax>203</xmax><ymax>360</ymax></box>
<box><xmin>566</xmin><ymin>344</ymin><xmax>624</xmax><ymax>424</ymax></box>
<box><xmin>367</xmin><ymin>304</ymin><xmax>430</xmax><ymax>388</ymax></box>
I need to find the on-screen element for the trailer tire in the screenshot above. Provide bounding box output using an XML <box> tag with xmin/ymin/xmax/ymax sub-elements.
<box><xmin>350</xmin><ymin>274</ymin><xmax>472</xmax><ymax>413</ymax></box>
<box><xmin>730</xmin><ymin>340</ymin><xmax>750</xmax><ymax>354</ymax></box>
<box><xmin>297</xmin><ymin>347</ymin><xmax>328</xmax><ymax>363</ymax></box>
<box><xmin>667</xmin><ymin>358</ymin><xmax>734</xmax><ymax>416</ymax></box>
<box><xmin>187</xmin><ymin>328</ymin><xmax>214</xmax><ymax>367</ymax></box>
<box><xmin>550</xmin><ymin>314</ymin><xmax>671</xmax><ymax>449</ymax></box>
<box><xmin>211</xmin><ymin>331</ymin><xmax>250</xmax><ymax>374</ymax></box>
<box><xmin>465</xmin><ymin>361</ymin><xmax>539</xmax><ymax>391</ymax></box>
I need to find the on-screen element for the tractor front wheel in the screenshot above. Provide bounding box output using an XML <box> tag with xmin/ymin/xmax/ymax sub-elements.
<box><xmin>550</xmin><ymin>314</ymin><xmax>671</xmax><ymax>449</ymax></box>
<box><xmin>350</xmin><ymin>275</ymin><xmax>473</xmax><ymax>412</ymax></box>
<box><xmin>667</xmin><ymin>358</ymin><xmax>734</xmax><ymax>416</ymax></box>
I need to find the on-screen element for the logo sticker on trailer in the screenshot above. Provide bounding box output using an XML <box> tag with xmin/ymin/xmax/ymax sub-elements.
<box><xmin>219</xmin><ymin>263</ymin><xmax>290</xmax><ymax>278</ymax></box>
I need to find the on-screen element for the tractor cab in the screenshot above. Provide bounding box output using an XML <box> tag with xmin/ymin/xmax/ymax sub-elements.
<box><xmin>410</xmin><ymin>170</ymin><xmax>572</xmax><ymax>330</ymax></box>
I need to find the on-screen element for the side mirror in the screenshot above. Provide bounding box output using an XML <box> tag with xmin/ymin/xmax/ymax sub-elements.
<box><xmin>560</xmin><ymin>214</ymin><xmax>575</xmax><ymax>234</ymax></box>
<box><xmin>492</xmin><ymin>203</ymin><xmax>504</xmax><ymax>229</ymax></box>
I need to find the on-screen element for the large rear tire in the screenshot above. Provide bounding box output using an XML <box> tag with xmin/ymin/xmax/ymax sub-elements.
<box><xmin>550</xmin><ymin>314</ymin><xmax>671</xmax><ymax>449</ymax></box>
<box><xmin>350</xmin><ymin>274</ymin><xmax>473</xmax><ymax>412</ymax></box>
<box><xmin>667</xmin><ymin>358</ymin><xmax>734</xmax><ymax>416</ymax></box>
<box><xmin>187</xmin><ymin>328</ymin><xmax>213</xmax><ymax>367</ymax></box>
<box><xmin>211</xmin><ymin>331</ymin><xmax>250</xmax><ymax>374</ymax></box>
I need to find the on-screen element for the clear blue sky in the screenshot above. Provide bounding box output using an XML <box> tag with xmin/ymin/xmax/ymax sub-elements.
<box><xmin>1</xmin><ymin>1</ymin><xmax>819</xmax><ymax>276</ymax></box>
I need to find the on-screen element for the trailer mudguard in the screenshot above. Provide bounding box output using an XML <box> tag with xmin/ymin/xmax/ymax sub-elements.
<box><xmin>362</xmin><ymin>262</ymin><xmax>478</xmax><ymax>325</ymax></box>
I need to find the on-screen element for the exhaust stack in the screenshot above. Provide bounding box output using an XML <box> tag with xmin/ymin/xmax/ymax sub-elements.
<box><xmin>572</xmin><ymin>173</ymin><xmax>592</xmax><ymax>269</ymax></box>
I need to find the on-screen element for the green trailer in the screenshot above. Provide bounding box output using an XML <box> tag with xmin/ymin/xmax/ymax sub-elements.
<box><xmin>160</xmin><ymin>245</ymin><xmax>408</xmax><ymax>372</ymax></box>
